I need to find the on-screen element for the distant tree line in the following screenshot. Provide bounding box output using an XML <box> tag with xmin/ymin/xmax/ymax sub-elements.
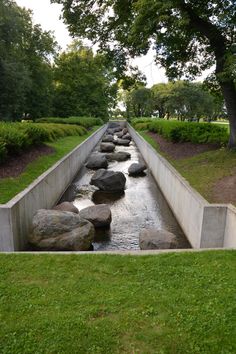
<box><xmin>121</xmin><ymin>80</ymin><xmax>225</xmax><ymax>121</ymax></box>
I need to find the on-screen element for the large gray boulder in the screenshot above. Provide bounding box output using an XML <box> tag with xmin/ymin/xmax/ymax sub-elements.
<box><xmin>102</xmin><ymin>134</ymin><xmax>114</xmax><ymax>143</ymax></box>
<box><xmin>80</xmin><ymin>204</ymin><xmax>112</xmax><ymax>227</ymax></box>
<box><xmin>115</xmin><ymin>138</ymin><xmax>130</xmax><ymax>146</ymax></box>
<box><xmin>86</xmin><ymin>153</ymin><xmax>108</xmax><ymax>170</ymax></box>
<box><xmin>53</xmin><ymin>202</ymin><xmax>79</xmax><ymax>214</ymax></box>
<box><xmin>90</xmin><ymin>169</ymin><xmax>126</xmax><ymax>192</ymax></box>
<box><xmin>100</xmin><ymin>142</ymin><xmax>116</xmax><ymax>152</ymax></box>
<box><xmin>122</xmin><ymin>133</ymin><xmax>132</xmax><ymax>141</ymax></box>
<box><xmin>29</xmin><ymin>209</ymin><xmax>94</xmax><ymax>251</ymax></box>
<box><xmin>139</xmin><ymin>229</ymin><xmax>178</xmax><ymax>250</ymax></box>
<box><xmin>115</xmin><ymin>131</ymin><xmax>124</xmax><ymax>138</ymax></box>
<box><xmin>105</xmin><ymin>151</ymin><xmax>131</xmax><ymax>162</ymax></box>
<box><xmin>128</xmin><ymin>162</ymin><xmax>147</xmax><ymax>176</ymax></box>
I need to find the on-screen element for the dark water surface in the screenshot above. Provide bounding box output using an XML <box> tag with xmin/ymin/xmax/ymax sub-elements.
<box><xmin>61</xmin><ymin>140</ymin><xmax>191</xmax><ymax>250</ymax></box>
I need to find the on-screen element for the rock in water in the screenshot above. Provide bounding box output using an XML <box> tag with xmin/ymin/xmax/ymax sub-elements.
<box><xmin>128</xmin><ymin>163</ymin><xmax>147</xmax><ymax>176</ymax></box>
<box><xmin>115</xmin><ymin>138</ymin><xmax>130</xmax><ymax>146</ymax></box>
<box><xmin>102</xmin><ymin>134</ymin><xmax>114</xmax><ymax>143</ymax></box>
<box><xmin>86</xmin><ymin>153</ymin><xmax>108</xmax><ymax>170</ymax></box>
<box><xmin>105</xmin><ymin>151</ymin><xmax>131</xmax><ymax>162</ymax></box>
<box><xmin>115</xmin><ymin>131</ymin><xmax>124</xmax><ymax>138</ymax></box>
<box><xmin>100</xmin><ymin>142</ymin><xmax>116</xmax><ymax>152</ymax></box>
<box><xmin>80</xmin><ymin>204</ymin><xmax>112</xmax><ymax>227</ymax></box>
<box><xmin>139</xmin><ymin>229</ymin><xmax>178</xmax><ymax>250</ymax></box>
<box><xmin>122</xmin><ymin>133</ymin><xmax>132</xmax><ymax>141</ymax></box>
<box><xmin>90</xmin><ymin>169</ymin><xmax>126</xmax><ymax>192</ymax></box>
<box><xmin>29</xmin><ymin>209</ymin><xmax>94</xmax><ymax>251</ymax></box>
<box><xmin>53</xmin><ymin>202</ymin><xmax>79</xmax><ymax>214</ymax></box>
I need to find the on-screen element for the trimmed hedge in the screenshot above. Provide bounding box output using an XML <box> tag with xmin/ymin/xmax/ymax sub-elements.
<box><xmin>133</xmin><ymin>119</ymin><xmax>229</xmax><ymax>145</ymax></box>
<box><xmin>36</xmin><ymin>116</ymin><xmax>103</xmax><ymax>128</ymax></box>
<box><xmin>0</xmin><ymin>122</ymin><xmax>88</xmax><ymax>163</ymax></box>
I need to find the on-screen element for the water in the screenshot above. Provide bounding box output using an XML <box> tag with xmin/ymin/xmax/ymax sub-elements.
<box><xmin>60</xmin><ymin>140</ymin><xmax>191</xmax><ymax>250</ymax></box>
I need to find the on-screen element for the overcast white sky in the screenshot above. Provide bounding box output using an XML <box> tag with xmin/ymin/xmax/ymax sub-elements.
<box><xmin>16</xmin><ymin>0</ymin><xmax>211</xmax><ymax>86</ymax></box>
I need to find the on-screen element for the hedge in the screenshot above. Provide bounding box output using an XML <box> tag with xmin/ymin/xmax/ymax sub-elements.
<box><xmin>133</xmin><ymin>119</ymin><xmax>229</xmax><ymax>145</ymax></box>
<box><xmin>0</xmin><ymin>122</ymin><xmax>88</xmax><ymax>163</ymax></box>
<box><xmin>36</xmin><ymin>116</ymin><xmax>103</xmax><ymax>128</ymax></box>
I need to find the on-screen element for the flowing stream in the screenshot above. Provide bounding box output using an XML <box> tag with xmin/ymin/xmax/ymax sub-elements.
<box><xmin>60</xmin><ymin>134</ymin><xmax>191</xmax><ymax>251</ymax></box>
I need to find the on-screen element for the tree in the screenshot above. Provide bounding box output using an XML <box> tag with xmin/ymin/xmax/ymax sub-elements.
<box><xmin>165</xmin><ymin>81</ymin><xmax>215</xmax><ymax>121</ymax></box>
<box><xmin>151</xmin><ymin>83</ymin><xmax>173</xmax><ymax>118</ymax></box>
<box><xmin>52</xmin><ymin>0</ymin><xmax>236</xmax><ymax>147</ymax></box>
<box><xmin>53</xmin><ymin>41</ymin><xmax>117</xmax><ymax>119</ymax></box>
<box><xmin>128</xmin><ymin>87</ymin><xmax>153</xmax><ymax>117</ymax></box>
<box><xmin>0</xmin><ymin>0</ymin><xmax>57</xmax><ymax>120</ymax></box>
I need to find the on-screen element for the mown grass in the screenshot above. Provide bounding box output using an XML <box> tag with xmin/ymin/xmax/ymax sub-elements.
<box><xmin>0</xmin><ymin>127</ymin><xmax>98</xmax><ymax>204</ymax></box>
<box><xmin>139</xmin><ymin>131</ymin><xmax>236</xmax><ymax>204</ymax></box>
<box><xmin>0</xmin><ymin>251</ymin><xmax>235</xmax><ymax>354</ymax></box>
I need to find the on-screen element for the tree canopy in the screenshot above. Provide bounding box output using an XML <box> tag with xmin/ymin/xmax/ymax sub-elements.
<box><xmin>52</xmin><ymin>0</ymin><xmax>236</xmax><ymax>146</ymax></box>
<box><xmin>53</xmin><ymin>41</ymin><xmax>118</xmax><ymax>118</ymax></box>
<box><xmin>0</xmin><ymin>0</ymin><xmax>57</xmax><ymax>120</ymax></box>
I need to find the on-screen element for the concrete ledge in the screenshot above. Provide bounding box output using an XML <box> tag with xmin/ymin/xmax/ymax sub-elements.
<box><xmin>128</xmin><ymin>125</ymin><xmax>236</xmax><ymax>249</ymax></box>
<box><xmin>0</xmin><ymin>125</ymin><xmax>107</xmax><ymax>251</ymax></box>
<box><xmin>2</xmin><ymin>248</ymin><xmax>233</xmax><ymax>256</ymax></box>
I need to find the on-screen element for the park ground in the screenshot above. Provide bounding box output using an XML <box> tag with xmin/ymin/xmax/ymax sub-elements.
<box><xmin>0</xmin><ymin>251</ymin><xmax>235</xmax><ymax>354</ymax></box>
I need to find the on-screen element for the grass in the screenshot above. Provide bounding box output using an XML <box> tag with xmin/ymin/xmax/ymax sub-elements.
<box><xmin>139</xmin><ymin>131</ymin><xmax>236</xmax><ymax>204</ymax></box>
<box><xmin>0</xmin><ymin>127</ymin><xmax>99</xmax><ymax>204</ymax></box>
<box><xmin>0</xmin><ymin>251</ymin><xmax>235</xmax><ymax>354</ymax></box>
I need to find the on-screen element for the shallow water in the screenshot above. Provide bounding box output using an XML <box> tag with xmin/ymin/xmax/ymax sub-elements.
<box><xmin>60</xmin><ymin>140</ymin><xmax>191</xmax><ymax>250</ymax></box>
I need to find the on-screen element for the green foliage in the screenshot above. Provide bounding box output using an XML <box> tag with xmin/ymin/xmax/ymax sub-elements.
<box><xmin>144</xmin><ymin>120</ymin><xmax>229</xmax><ymax>145</ymax></box>
<box><xmin>36</xmin><ymin>116</ymin><xmax>103</xmax><ymax>128</ymax></box>
<box><xmin>0</xmin><ymin>139</ymin><xmax>7</xmax><ymax>163</ymax></box>
<box><xmin>0</xmin><ymin>122</ymin><xmax>88</xmax><ymax>163</ymax></box>
<box><xmin>54</xmin><ymin>0</ymin><xmax>236</xmax><ymax>146</ymax></box>
<box><xmin>53</xmin><ymin>41</ymin><xmax>117</xmax><ymax>119</ymax></box>
<box><xmin>0</xmin><ymin>252</ymin><xmax>235</xmax><ymax>353</ymax></box>
<box><xmin>0</xmin><ymin>0</ymin><xmax>57</xmax><ymax>120</ymax></box>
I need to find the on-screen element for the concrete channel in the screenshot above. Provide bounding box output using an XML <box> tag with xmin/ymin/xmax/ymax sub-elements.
<box><xmin>0</xmin><ymin>121</ymin><xmax>235</xmax><ymax>252</ymax></box>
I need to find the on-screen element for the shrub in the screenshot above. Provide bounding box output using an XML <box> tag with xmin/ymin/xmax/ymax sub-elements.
<box><xmin>144</xmin><ymin>120</ymin><xmax>229</xmax><ymax>145</ymax></box>
<box><xmin>0</xmin><ymin>139</ymin><xmax>7</xmax><ymax>163</ymax></box>
<box><xmin>36</xmin><ymin>116</ymin><xmax>103</xmax><ymax>128</ymax></box>
<box><xmin>0</xmin><ymin>122</ymin><xmax>88</xmax><ymax>164</ymax></box>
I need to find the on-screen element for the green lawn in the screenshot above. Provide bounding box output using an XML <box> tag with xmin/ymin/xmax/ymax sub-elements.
<box><xmin>0</xmin><ymin>251</ymin><xmax>235</xmax><ymax>354</ymax></box>
<box><xmin>0</xmin><ymin>127</ymin><xmax>99</xmax><ymax>204</ymax></box>
<box><xmin>140</xmin><ymin>131</ymin><xmax>236</xmax><ymax>204</ymax></box>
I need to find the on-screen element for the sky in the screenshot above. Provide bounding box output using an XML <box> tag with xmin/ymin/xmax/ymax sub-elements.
<box><xmin>16</xmin><ymin>0</ymin><xmax>211</xmax><ymax>87</ymax></box>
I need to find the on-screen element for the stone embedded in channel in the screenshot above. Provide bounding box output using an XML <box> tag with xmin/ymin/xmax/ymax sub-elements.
<box><xmin>90</xmin><ymin>169</ymin><xmax>126</xmax><ymax>192</ymax></box>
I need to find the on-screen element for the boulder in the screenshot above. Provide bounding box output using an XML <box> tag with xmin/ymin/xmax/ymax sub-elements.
<box><xmin>102</xmin><ymin>134</ymin><xmax>114</xmax><ymax>143</ymax></box>
<box><xmin>122</xmin><ymin>128</ymin><xmax>128</xmax><ymax>135</ymax></box>
<box><xmin>100</xmin><ymin>142</ymin><xmax>116</xmax><ymax>152</ymax></box>
<box><xmin>105</xmin><ymin>151</ymin><xmax>131</xmax><ymax>162</ymax></box>
<box><xmin>115</xmin><ymin>131</ymin><xmax>124</xmax><ymax>138</ymax></box>
<box><xmin>122</xmin><ymin>133</ymin><xmax>132</xmax><ymax>141</ymax></box>
<box><xmin>139</xmin><ymin>229</ymin><xmax>178</xmax><ymax>250</ymax></box>
<box><xmin>53</xmin><ymin>202</ymin><xmax>79</xmax><ymax>214</ymax></box>
<box><xmin>90</xmin><ymin>169</ymin><xmax>126</xmax><ymax>192</ymax></box>
<box><xmin>80</xmin><ymin>204</ymin><xmax>112</xmax><ymax>227</ymax></box>
<box><xmin>29</xmin><ymin>209</ymin><xmax>95</xmax><ymax>251</ymax></box>
<box><xmin>128</xmin><ymin>162</ymin><xmax>147</xmax><ymax>176</ymax></box>
<box><xmin>115</xmin><ymin>138</ymin><xmax>130</xmax><ymax>146</ymax></box>
<box><xmin>86</xmin><ymin>153</ymin><xmax>108</xmax><ymax>170</ymax></box>
<box><xmin>106</xmin><ymin>128</ymin><xmax>115</xmax><ymax>135</ymax></box>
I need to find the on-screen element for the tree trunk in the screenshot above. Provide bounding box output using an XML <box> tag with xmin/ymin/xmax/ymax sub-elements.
<box><xmin>219</xmin><ymin>80</ymin><xmax>236</xmax><ymax>148</ymax></box>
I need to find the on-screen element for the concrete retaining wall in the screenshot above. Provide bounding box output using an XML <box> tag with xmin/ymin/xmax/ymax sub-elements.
<box><xmin>0</xmin><ymin>126</ymin><xmax>107</xmax><ymax>251</ymax></box>
<box><xmin>128</xmin><ymin>125</ymin><xmax>236</xmax><ymax>249</ymax></box>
